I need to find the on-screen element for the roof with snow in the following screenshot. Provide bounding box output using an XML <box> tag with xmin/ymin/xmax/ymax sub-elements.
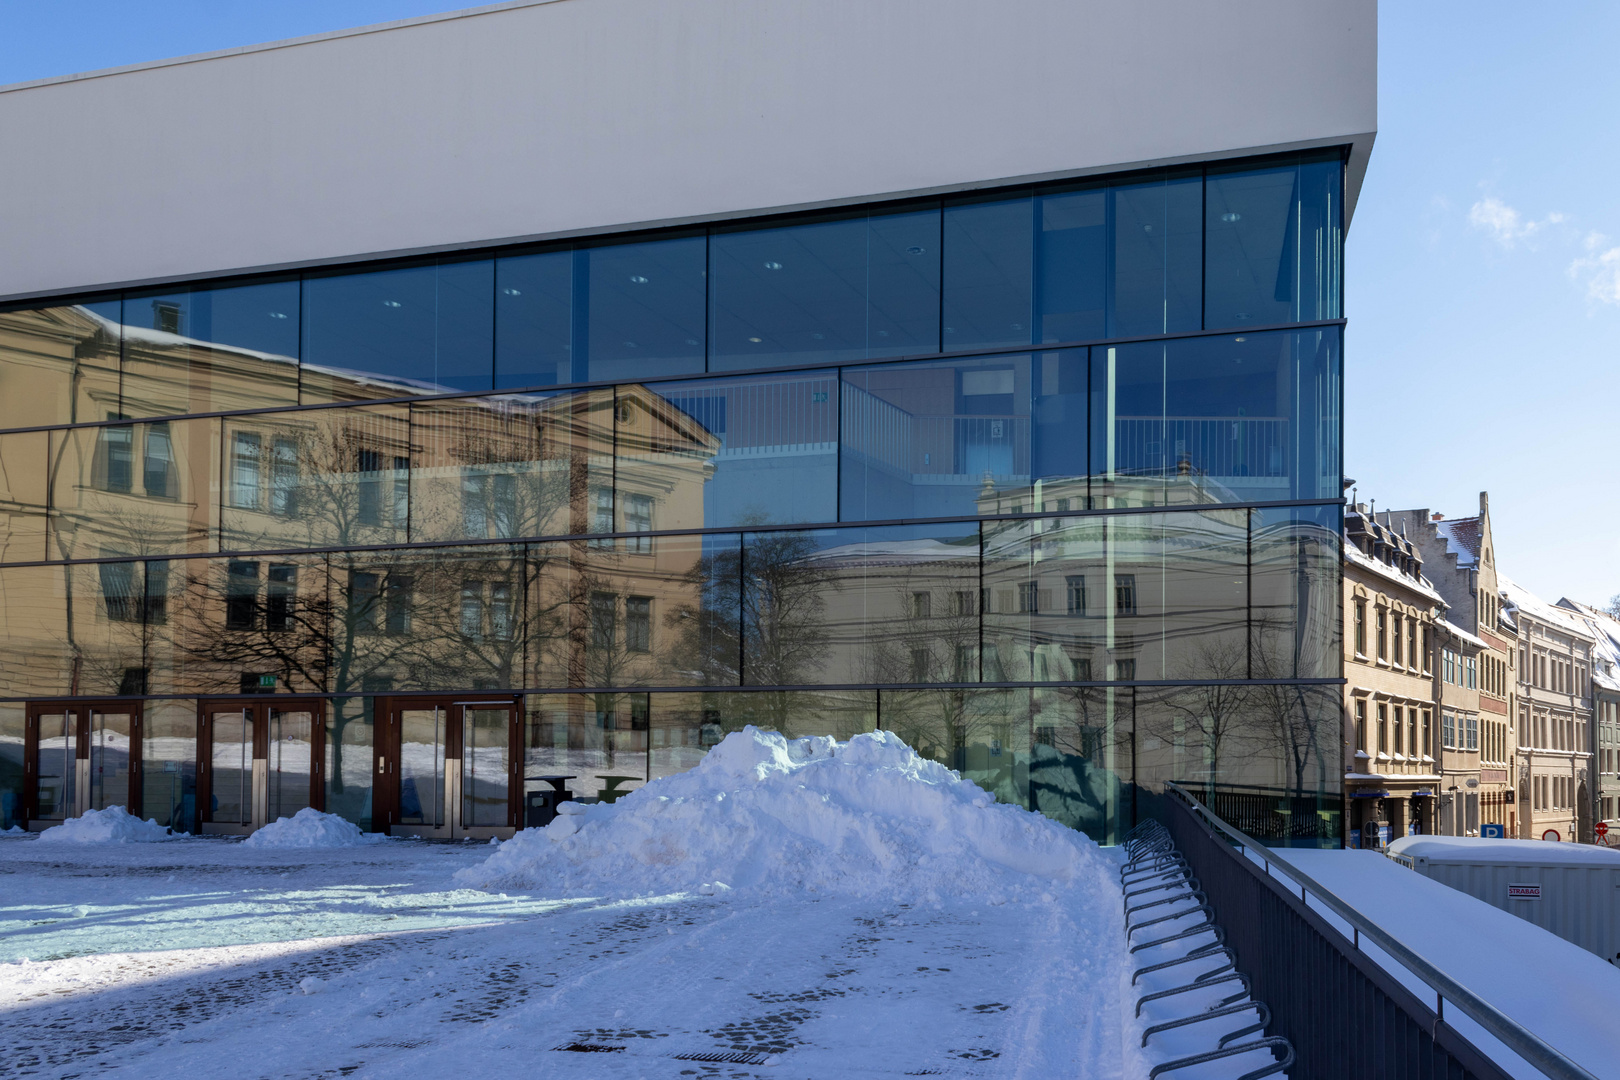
<box><xmin>1558</xmin><ymin>599</ymin><xmax>1620</xmax><ymax>691</ymax></box>
<box><xmin>1433</xmin><ymin>517</ymin><xmax>1481</xmax><ymax>569</ymax></box>
<box><xmin>1389</xmin><ymin>834</ymin><xmax>1620</xmax><ymax>868</ymax></box>
<box><xmin>1437</xmin><ymin>619</ymin><xmax>1488</xmax><ymax>651</ymax></box>
<box><xmin>1344</xmin><ymin>539</ymin><xmax>1446</xmax><ymax>606</ymax></box>
<box><xmin>1499</xmin><ymin>575</ymin><xmax>1595</xmax><ymax>641</ymax></box>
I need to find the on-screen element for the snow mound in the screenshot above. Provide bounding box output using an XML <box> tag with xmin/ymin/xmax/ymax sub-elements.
<box><xmin>456</xmin><ymin>726</ymin><xmax>1107</xmax><ymax>902</ymax></box>
<box><xmin>36</xmin><ymin>806</ymin><xmax>175</xmax><ymax>844</ymax></box>
<box><xmin>242</xmin><ymin>808</ymin><xmax>389</xmax><ymax>849</ymax></box>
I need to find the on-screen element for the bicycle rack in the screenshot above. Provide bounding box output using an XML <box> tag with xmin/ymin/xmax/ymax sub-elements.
<box><xmin>1120</xmin><ymin>819</ymin><xmax>1295</xmax><ymax>1080</ymax></box>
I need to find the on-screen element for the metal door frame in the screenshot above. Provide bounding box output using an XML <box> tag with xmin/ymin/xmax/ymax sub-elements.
<box><xmin>21</xmin><ymin>700</ymin><xmax>143</xmax><ymax>830</ymax></box>
<box><xmin>196</xmin><ymin>698</ymin><xmax>326</xmax><ymax>835</ymax></box>
<box><xmin>375</xmin><ymin>695</ymin><xmax>520</xmax><ymax>839</ymax></box>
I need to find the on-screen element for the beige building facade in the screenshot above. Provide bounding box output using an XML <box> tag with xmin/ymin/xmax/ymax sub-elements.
<box><xmin>1342</xmin><ymin>503</ymin><xmax>1444</xmax><ymax>847</ymax></box>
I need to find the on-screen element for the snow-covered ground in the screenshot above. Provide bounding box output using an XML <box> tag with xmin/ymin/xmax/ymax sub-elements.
<box><xmin>2</xmin><ymin>729</ymin><xmax>1280</xmax><ymax>1079</ymax></box>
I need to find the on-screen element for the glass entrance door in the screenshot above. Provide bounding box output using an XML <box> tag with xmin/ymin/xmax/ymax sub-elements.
<box><xmin>88</xmin><ymin>710</ymin><xmax>135</xmax><ymax>813</ymax></box>
<box><xmin>23</xmin><ymin>702</ymin><xmax>145</xmax><ymax>829</ymax></box>
<box><xmin>381</xmin><ymin>697</ymin><xmax>517</xmax><ymax>838</ymax></box>
<box><xmin>462</xmin><ymin>705</ymin><xmax>513</xmax><ymax>830</ymax></box>
<box><xmin>34</xmin><ymin>712</ymin><xmax>77</xmax><ymax>821</ymax></box>
<box><xmin>199</xmin><ymin>700</ymin><xmax>324</xmax><ymax>835</ymax></box>
<box><xmin>206</xmin><ymin>707</ymin><xmax>254</xmax><ymax>830</ymax></box>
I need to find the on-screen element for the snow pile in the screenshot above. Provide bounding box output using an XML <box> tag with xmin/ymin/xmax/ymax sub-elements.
<box><xmin>457</xmin><ymin>726</ymin><xmax>1106</xmax><ymax>902</ymax></box>
<box><xmin>36</xmin><ymin>806</ymin><xmax>175</xmax><ymax>844</ymax></box>
<box><xmin>242</xmin><ymin>808</ymin><xmax>389</xmax><ymax>849</ymax></box>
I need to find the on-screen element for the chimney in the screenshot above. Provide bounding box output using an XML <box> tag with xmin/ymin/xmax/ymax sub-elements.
<box><xmin>1431</xmin><ymin>512</ymin><xmax>1445</xmax><ymax>522</ymax></box>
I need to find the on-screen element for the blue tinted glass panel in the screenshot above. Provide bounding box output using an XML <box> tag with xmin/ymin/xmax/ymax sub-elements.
<box><xmin>495</xmin><ymin>249</ymin><xmax>571</xmax><ymax>389</ymax></box>
<box><xmin>1108</xmin><ymin>171</ymin><xmax>1202</xmax><ymax>336</ymax></box>
<box><xmin>1036</xmin><ymin>184</ymin><xmax>1105</xmax><ymax>343</ymax></box>
<box><xmin>1089</xmin><ymin>327</ymin><xmax>1340</xmax><ymax>506</ymax></box>
<box><xmin>1251</xmin><ymin>503</ymin><xmax>1341</xmax><ymax>680</ymax></box>
<box><xmin>1205</xmin><ymin>152</ymin><xmax>1343</xmax><ymax>329</ymax></box>
<box><xmin>709</xmin><ymin>206</ymin><xmax>939</xmax><ymax>371</ymax></box>
<box><xmin>301</xmin><ymin>258</ymin><xmax>494</xmax><ymax>401</ymax></box>
<box><xmin>942</xmin><ymin>192</ymin><xmax>1033</xmax><ymax>352</ymax></box>
<box><xmin>840</xmin><ymin>353</ymin><xmax>1033</xmax><ymax>521</ymax></box>
<box><xmin>740</xmin><ymin>522</ymin><xmax>979</xmax><ymax>687</ymax></box>
<box><xmin>122</xmin><ymin>278</ymin><xmax>301</xmax><ymax>416</ymax></box>
<box><xmin>583</xmin><ymin>235</ymin><xmax>706</xmax><ymax>382</ymax></box>
<box><xmin>620</xmin><ymin>370</ymin><xmax>837</xmax><ymax>530</ymax></box>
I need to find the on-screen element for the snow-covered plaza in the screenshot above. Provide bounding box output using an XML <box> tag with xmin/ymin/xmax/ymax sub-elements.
<box><xmin>0</xmin><ymin>729</ymin><xmax>1275</xmax><ymax>1079</ymax></box>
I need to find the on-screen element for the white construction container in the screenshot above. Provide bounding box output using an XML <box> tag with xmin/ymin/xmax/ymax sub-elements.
<box><xmin>1387</xmin><ymin>836</ymin><xmax>1620</xmax><ymax>966</ymax></box>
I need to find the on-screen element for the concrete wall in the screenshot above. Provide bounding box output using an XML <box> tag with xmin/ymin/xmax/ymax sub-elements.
<box><xmin>0</xmin><ymin>0</ymin><xmax>1376</xmax><ymax>302</ymax></box>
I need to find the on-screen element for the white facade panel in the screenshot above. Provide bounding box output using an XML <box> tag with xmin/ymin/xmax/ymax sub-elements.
<box><xmin>1389</xmin><ymin>837</ymin><xmax>1620</xmax><ymax>966</ymax></box>
<box><xmin>0</xmin><ymin>0</ymin><xmax>1376</xmax><ymax>301</ymax></box>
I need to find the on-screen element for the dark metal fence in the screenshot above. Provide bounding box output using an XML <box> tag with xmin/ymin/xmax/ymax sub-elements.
<box><xmin>1162</xmin><ymin>783</ymin><xmax>1594</xmax><ymax>1080</ymax></box>
<box><xmin>1174</xmin><ymin>782</ymin><xmax>1341</xmax><ymax>844</ymax></box>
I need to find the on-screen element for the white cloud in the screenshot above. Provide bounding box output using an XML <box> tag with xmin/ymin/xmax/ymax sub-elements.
<box><xmin>1467</xmin><ymin>196</ymin><xmax>1565</xmax><ymax>247</ymax></box>
<box><xmin>1569</xmin><ymin>232</ymin><xmax>1620</xmax><ymax>305</ymax></box>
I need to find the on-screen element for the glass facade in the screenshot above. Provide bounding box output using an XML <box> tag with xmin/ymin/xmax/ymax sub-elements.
<box><xmin>0</xmin><ymin>150</ymin><xmax>1344</xmax><ymax>842</ymax></box>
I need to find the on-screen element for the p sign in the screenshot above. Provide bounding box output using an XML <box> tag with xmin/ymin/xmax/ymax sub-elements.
<box><xmin>1481</xmin><ymin>823</ymin><xmax>1505</xmax><ymax>838</ymax></box>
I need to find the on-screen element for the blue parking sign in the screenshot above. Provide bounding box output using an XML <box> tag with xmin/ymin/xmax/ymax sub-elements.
<box><xmin>1481</xmin><ymin>823</ymin><xmax>1505</xmax><ymax>838</ymax></box>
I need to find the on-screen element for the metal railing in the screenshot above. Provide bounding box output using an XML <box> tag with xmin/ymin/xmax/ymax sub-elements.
<box><xmin>1164</xmin><ymin>781</ymin><xmax>1598</xmax><ymax>1080</ymax></box>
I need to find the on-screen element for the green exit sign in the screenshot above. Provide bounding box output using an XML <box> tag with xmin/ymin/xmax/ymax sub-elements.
<box><xmin>257</xmin><ymin>675</ymin><xmax>277</xmax><ymax>689</ymax></box>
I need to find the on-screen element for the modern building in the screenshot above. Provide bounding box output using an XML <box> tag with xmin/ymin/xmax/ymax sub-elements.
<box><xmin>0</xmin><ymin>0</ymin><xmax>1375</xmax><ymax>844</ymax></box>
<box><xmin>1558</xmin><ymin>599</ymin><xmax>1620</xmax><ymax>836</ymax></box>
<box><xmin>1341</xmin><ymin>503</ymin><xmax>1445</xmax><ymax>847</ymax></box>
<box><xmin>1502</xmin><ymin>577</ymin><xmax>1595</xmax><ymax>843</ymax></box>
<box><xmin>1392</xmin><ymin>495</ymin><xmax>1518</xmax><ymax>836</ymax></box>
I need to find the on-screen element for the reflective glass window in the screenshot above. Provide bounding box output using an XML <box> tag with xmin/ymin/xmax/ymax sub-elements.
<box><xmin>1107</xmin><ymin>171</ymin><xmax>1202</xmax><ymax>336</ymax></box>
<box><xmin>522</xmin><ymin>691</ymin><xmax>655</xmax><ymax>803</ymax></box>
<box><xmin>709</xmin><ymin>205</ymin><xmax>939</xmax><ymax>370</ymax></box>
<box><xmin>1036</xmin><ymin>183</ymin><xmax>1105</xmax><ymax>343</ymax></box>
<box><xmin>410</xmin><ymin>389</ymin><xmax>612</xmax><ymax>544</ymax></box>
<box><xmin>322</xmin><ymin>545</ymin><xmax>524</xmax><ymax>694</ymax></box>
<box><xmin>691</xmin><ymin>689</ymin><xmax>878</xmax><ymax>743</ymax></box>
<box><xmin>218</xmin><ymin>404</ymin><xmax>410</xmax><ymax>552</ymax></box>
<box><xmin>495</xmin><ymin>249</ymin><xmax>572</xmax><ymax>389</ymax></box>
<box><xmin>1250</xmin><ymin>503</ymin><xmax>1341</xmax><ymax>681</ymax></box>
<box><xmin>841</xmin><ymin>351</ymin><xmax>1083</xmax><ymax>521</ymax></box>
<box><xmin>740</xmin><ymin>523</ymin><xmax>979</xmax><ymax>688</ymax></box>
<box><xmin>0</xmin><ymin>298</ymin><xmax>121</xmax><ymax>430</ymax></box>
<box><xmin>149</xmin><ymin>554</ymin><xmax>326</xmax><ymax>696</ymax></box>
<box><xmin>1205</xmin><ymin>152</ymin><xmax>1343</xmax><ymax>329</ymax></box>
<box><xmin>0</xmin><ymin>705</ymin><xmax>24</xmax><ymax>830</ymax></box>
<box><xmin>581</xmin><ymin>234</ymin><xmax>706</xmax><ymax>382</ymax></box>
<box><xmin>532</xmin><ymin>533</ymin><xmax>741</xmax><ymax>689</ymax></box>
<box><xmin>0</xmin><ymin>431</ymin><xmax>49</xmax><ymax>563</ymax></box>
<box><xmin>121</xmin><ymin>278</ymin><xmax>300</xmax><ymax>417</ymax></box>
<box><xmin>891</xmin><ymin>685</ymin><xmax>1033</xmax><ymax>811</ymax></box>
<box><xmin>0</xmin><ymin>564</ymin><xmax>72</xmax><ymax>696</ymax></box>
<box><xmin>1089</xmin><ymin>327</ymin><xmax>1340</xmax><ymax>507</ymax></box>
<box><xmin>301</xmin><ymin>258</ymin><xmax>495</xmax><ymax>402</ymax></box>
<box><xmin>619</xmin><ymin>371</ymin><xmax>837</xmax><ymax>531</ymax></box>
<box><xmin>942</xmin><ymin>192</ymin><xmax>1034</xmax><ymax>352</ymax></box>
<box><xmin>50</xmin><ymin>418</ymin><xmax>217</xmax><ymax>562</ymax></box>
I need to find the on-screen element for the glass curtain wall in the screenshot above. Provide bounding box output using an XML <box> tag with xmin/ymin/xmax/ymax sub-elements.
<box><xmin>0</xmin><ymin>150</ymin><xmax>1345</xmax><ymax>844</ymax></box>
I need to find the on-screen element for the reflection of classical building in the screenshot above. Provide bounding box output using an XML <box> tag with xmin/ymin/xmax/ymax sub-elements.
<box><xmin>0</xmin><ymin>1</ymin><xmax>1372</xmax><ymax>843</ymax></box>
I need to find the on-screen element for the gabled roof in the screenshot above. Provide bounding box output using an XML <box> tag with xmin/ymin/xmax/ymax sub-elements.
<box><xmin>1499</xmin><ymin>575</ymin><xmax>1595</xmax><ymax>641</ymax></box>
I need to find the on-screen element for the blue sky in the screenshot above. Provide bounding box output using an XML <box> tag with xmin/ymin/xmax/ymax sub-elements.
<box><xmin>3</xmin><ymin>2</ymin><xmax>1615</xmax><ymax>608</ymax></box>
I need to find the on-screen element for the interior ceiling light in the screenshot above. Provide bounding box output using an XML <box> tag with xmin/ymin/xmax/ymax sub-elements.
<box><xmin>268</xmin><ymin>312</ymin><xmax>288</xmax><ymax>319</ymax></box>
<box><xmin>748</xmin><ymin>337</ymin><xmax>763</xmax><ymax>343</ymax></box>
<box><xmin>1142</xmin><ymin>225</ymin><xmax>1154</xmax><ymax>234</ymax></box>
<box><xmin>382</xmin><ymin>300</ymin><xmax>402</xmax><ymax>308</ymax></box>
<box><xmin>1220</xmin><ymin>212</ymin><xmax>1241</xmax><ymax>223</ymax></box>
<box><xmin>763</xmin><ymin>261</ymin><xmax>783</xmax><ymax>270</ymax></box>
<box><xmin>629</xmin><ymin>275</ymin><xmax>649</xmax><ymax>284</ymax></box>
<box><xmin>906</xmin><ymin>246</ymin><xmax>926</xmax><ymax>255</ymax></box>
<box><xmin>502</xmin><ymin>287</ymin><xmax>522</xmax><ymax>296</ymax></box>
<box><xmin>1233</xmin><ymin>337</ymin><xmax>1246</xmax><ymax>342</ymax></box>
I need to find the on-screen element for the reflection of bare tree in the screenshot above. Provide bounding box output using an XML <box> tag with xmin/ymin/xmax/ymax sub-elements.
<box><xmin>1251</xmin><ymin>619</ymin><xmax>1327</xmax><ymax>798</ymax></box>
<box><xmin>1152</xmin><ymin>634</ymin><xmax>1255</xmax><ymax>786</ymax></box>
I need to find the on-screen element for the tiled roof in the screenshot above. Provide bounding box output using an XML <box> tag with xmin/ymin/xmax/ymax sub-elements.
<box><xmin>1434</xmin><ymin>516</ymin><xmax>1481</xmax><ymax>568</ymax></box>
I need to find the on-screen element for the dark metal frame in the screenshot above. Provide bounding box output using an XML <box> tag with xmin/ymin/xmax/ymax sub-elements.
<box><xmin>21</xmin><ymin>699</ymin><xmax>142</xmax><ymax>826</ymax></box>
<box><xmin>196</xmin><ymin>696</ymin><xmax>328</xmax><ymax>830</ymax></box>
<box><xmin>1164</xmin><ymin>781</ymin><xmax>1598</xmax><ymax>1080</ymax></box>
